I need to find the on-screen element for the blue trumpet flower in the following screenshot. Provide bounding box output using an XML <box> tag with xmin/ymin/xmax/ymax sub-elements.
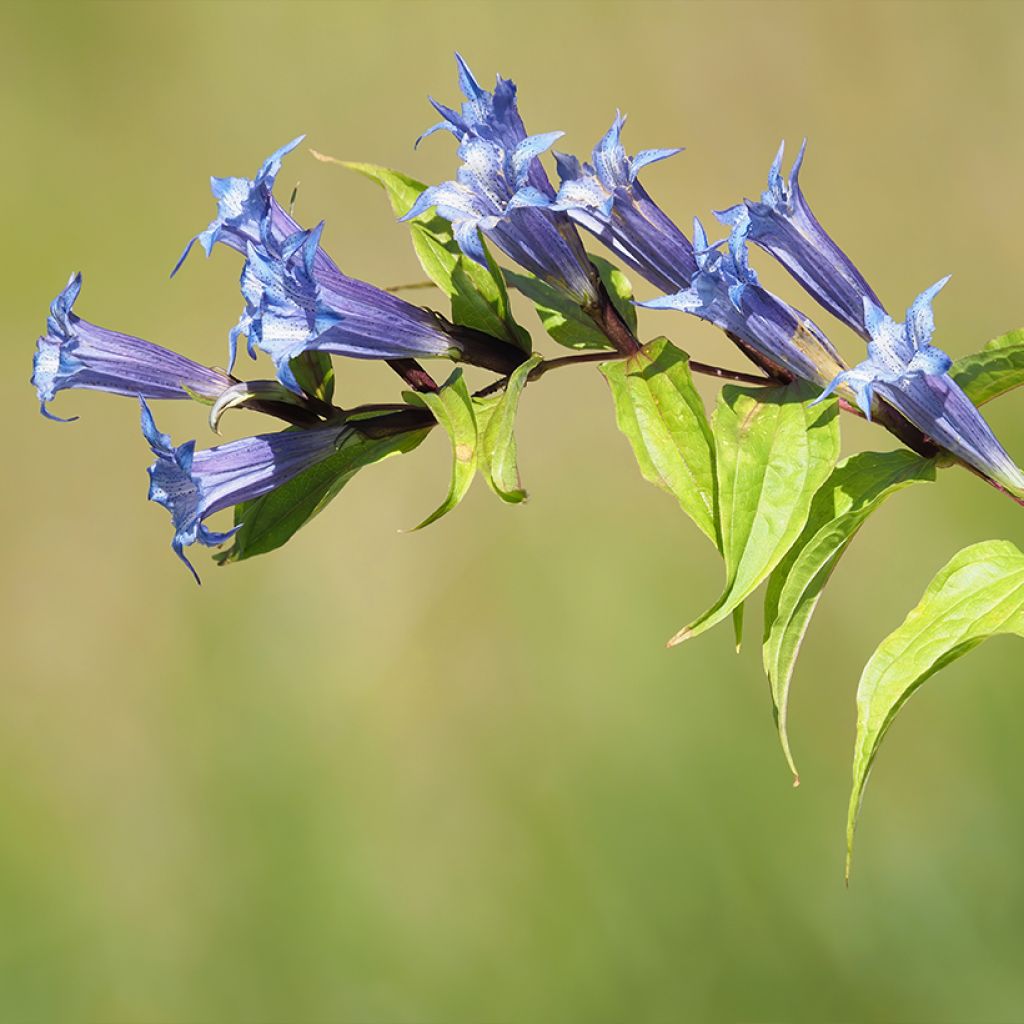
<box><xmin>550</xmin><ymin>112</ymin><xmax>696</xmax><ymax>295</ymax></box>
<box><xmin>639</xmin><ymin>219</ymin><xmax>845</xmax><ymax>387</ymax></box>
<box><xmin>173</xmin><ymin>136</ymin><xmax>307</xmax><ymax>276</ymax></box>
<box><xmin>716</xmin><ymin>141</ymin><xmax>882</xmax><ymax>338</ymax></box>
<box><xmin>407</xmin><ymin>56</ymin><xmax>600</xmax><ymax>308</ymax></box>
<box><xmin>32</xmin><ymin>273</ymin><xmax>232</xmax><ymax>421</ymax></box>
<box><xmin>141</xmin><ymin>400</ymin><xmax>349</xmax><ymax>581</ymax></box>
<box><xmin>233</xmin><ymin>218</ymin><xmax>460</xmax><ymax>391</ymax></box>
<box><xmin>814</xmin><ymin>280</ymin><xmax>1024</xmax><ymax>493</ymax></box>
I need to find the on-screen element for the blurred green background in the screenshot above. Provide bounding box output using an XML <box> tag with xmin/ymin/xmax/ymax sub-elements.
<box><xmin>5</xmin><ymin>2</ymin><xmax>1024</xmax><ymax>1020</ymax></box>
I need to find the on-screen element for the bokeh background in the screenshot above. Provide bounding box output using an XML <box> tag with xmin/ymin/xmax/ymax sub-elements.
<box><xmin>5</xmin><ymin>2</ymin><xmax>1024</xmax><ymax>1020</ymax></box>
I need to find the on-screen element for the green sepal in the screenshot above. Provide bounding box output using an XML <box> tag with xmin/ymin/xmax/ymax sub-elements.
<box><xmin>289</xmin><ymin>351</ymin><xmax>335</xmax><ymax>403</ymax></box>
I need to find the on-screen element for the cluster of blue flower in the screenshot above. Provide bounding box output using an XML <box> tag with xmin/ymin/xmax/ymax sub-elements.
<box><xmin>32</xmin><ymin>54</ymin><xmax>1024</xmax><ymax>579</ymax></box>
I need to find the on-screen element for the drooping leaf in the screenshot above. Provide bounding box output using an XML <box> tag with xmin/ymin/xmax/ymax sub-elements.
<box><xmin>336</xmin><ymin>159</ymin><xmax>530</xmax><ymax>350</ymax></box>
<box><xmin>505</xmin><ymin>256</ymin><xmax>636</xmax><ymax>351</ymax></box>
<box><xmin>207</xmin><ymin>380</ymin><xmax>315</xmax><ymax>434</ymax></box>
<box><xmin>600</xmin><ymin>337</ymin><xmax>717</xmax><ymax>546</ymax></box>
<box><xmin>215</xmin><ymin>419</ymin><xmax>430</xmax><ymax>564</ymax></box>
<box><xmin>473</xmin><ymin>354</ymin><xmax>542</xmax><ymax>503</ymax></box>
<box><xmin>405</xmin><ymin>369</ymin><xmax>478</xmax><ymax>529</ymax></box>
<box><xmin>847</xmin><ymin>540</ymin><xmax>1024</xmax><ymax>878</ymax></box>
<box><xmin>762</xmin><ymin>450</ymin><xmax>936</xmax><ymax>781</ymax></box>
<box><xmin>950</xmin><ymin>328</ymin><xmax>1024</xmax><ymax>406</ymax></box>
<box><xmin>668</xmin><ymin>383</ymin><xmax>841</xmax><ymax>647</ymax></box>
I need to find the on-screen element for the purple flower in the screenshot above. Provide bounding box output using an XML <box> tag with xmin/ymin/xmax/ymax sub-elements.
<box><xmin>639</xmin><ymin>219</ymin><xmax>846</xmax><ymax>387</ymax></box>
<box><xmin>176</xmin><ymin>135</ymin><xmax>525</xmax><ymax>384</ymax></box>
<box><xmin>173</xmin><ymin>136</ymin><xmax>307</xmax><ymax>275</ymax></box>
<box><xmin>550</xmin><ymin>113</ymin><xmax>696</xmax><ymax>295</ymax></box>
<box><xmin>815</xmin><ymin>281</ymin><xmax>1024</xmax><ymax>493</ymax></box>
<box><xmin>716</xmin><ymin>141</ymin><xmax>882</xmax><ymax>339</ymax></box>
<box><xmin>141</xmin><ymin>399</ymin><xmax>349</xmax><ymax>581</ymax></box>
<box><xmin>406</xmin><ymin>55</ymin><xmax>600</xmax><ymax>308</ymax></box>
<box><xmin>32</xmin><ymin>273</ymin><xmax>232</xmax><ymax>421</ymax></box>
<box><xmin>234</xmin><ymin>217</ymin><xmax>521</xmax><ymax>391</ymax></box>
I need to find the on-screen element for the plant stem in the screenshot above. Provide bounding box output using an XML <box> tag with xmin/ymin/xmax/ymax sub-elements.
<box><xmin>383</xmin><ymin>280</ymin><xmax>437</xmax><ymax>293</ymax></box>
<box><xmin>473</xmin><ymin>350</ymin><xmax>774</xmax><ymax>399</ymax></box>
<box><xmin>386</xmin><ymin>359</ymin><xmax>439</xmax><ymax>393</ymax></box>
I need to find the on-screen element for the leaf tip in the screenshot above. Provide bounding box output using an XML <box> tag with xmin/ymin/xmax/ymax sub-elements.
<box><xmin>666</xmin><ymin>627</ymin><xmax>693</xmax><ymax>648</ymax></box>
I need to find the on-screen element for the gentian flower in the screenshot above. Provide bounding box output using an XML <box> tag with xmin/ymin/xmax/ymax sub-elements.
<box><xmin>815</xmin><ymin>281</ymin><xmax>1024</xmax><ymax>493</ymax></box>
<box><xmin>173</xmin><ymin>135</ymin><xmax>308</xmax><ymax>275</ymax></box>
<box><xmin>418</xmin><ymin>53</ymin><xmax>531</xmax><ymax>156</ymax></box>
<box><xmin>722</xmin><ymin>144</ymin><xmax>1024</xmax><ymax>492</ymax></box>
<box><xmin>715</xmin><ymin>141</ymin><xmax>882</xmax><ymax>338</ymax></box>
<box><xmin>234</xmin><ymin>216</ymin><xmax>523</xmax><ymax>391</ymax></box>
<box><xmin>549</xmin><ymin>112</ymin><xmax>696</xmax><ymax>295</ymax></box>
<box><xmin>406</xmin><ymin>55</ymin><xmax>600</xmax><ymax>309</ymax></box>
<box><xmin>32</xmin><ymin>273</ymin><xmax>232</xmax><ymax>421</ymax></box>
<box><xmin>141</xmin><ymin>399</ymin><xmax>350</xmax><ymax>581</ymax></box>
<box><xmin>639</xmin><ymin>219</ymin><xmax>846</xmax><ymax>387</ymax></box>
<box><xmin>176</xmin><ymin>136</ymin><xmax>526</xmax><ymax>384</ymax></box>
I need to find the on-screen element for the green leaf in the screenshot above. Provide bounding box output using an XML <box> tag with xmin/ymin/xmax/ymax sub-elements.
<box><xmin>949</xmin><ymin>328</ymin><xmax>1024</xmax><ymax>406</ymax></box>
<box><xmin>450</xmin><ymin>247</ymin><xmax>532</xmax><ymax>351</ymax></box>
<box><xmin>315</xmin><ymin>156</ymin><xmax>427</xmax><ymax>219</ymax></box>
<box><xmin>289</xmin><ymin>351</ymin><xmax>335</xmax><ymax>403</ymax></box>
<box><xmin>474</xmin><ymin>354</ymin><xmax>542</xmax><ymax>503</ymax></box>
<box><xmin>600</xmin><ymin>337</ymin><xmax>718</xmax><ymax>546</ymax></box>
<box><xmin>762</xmin><ymin>450</ymin><xmax>936</xmax><ymax>781</ymax></box>
<box><xmin>215</xmin><ymin>421</ymin><xmax>430</xmax><ymax>564</ymax></box>
<box><xmin>338</xmin><ymin>160</ymin><xmax>530</xmax><ymax>350</ymax></box>
<box><xmin>405</xmin><ymin>369</ymin><xmax>478</xmax><ymax>529</ymax></box>
<box><xmin>847</xmin><ymin>540</ymin><xmax>1024</xmax><ymax>879</ymax></box>
<box><xmin>668</xmin><ymin>383</ymin><xmax>841</xmax><ymax>647</ymax></box>
<box><xmin>505</xmin><ymin>256</ymin><xmax>635</xmax><ymax>350</ymax></box>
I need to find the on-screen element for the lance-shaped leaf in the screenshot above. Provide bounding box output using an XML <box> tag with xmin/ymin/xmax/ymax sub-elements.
<box><xmin>473</xmin><ymin>354</ymin><xmax>542</xmax><ymax>503</ymax></box>
<box><xmin>405</xmin><ymin>369</ymin><xmax>478</xmax><ymax>529</ymax></box>
<box><xmin>335</xmin><ymin>159</ymin><xmax>530</xmax><ymax>350</ymax></box>
<box><xmin>950</xmin><ymin>328</ymin><xmax>1024</xmax><ymax>407</ymax></box>
<box><xmin>600</xmin><ymin>337</ymin><xmax>717</xmax><ymax>546</ymax></box>
<box><xmin>847</xmin><ymin>540</ymin><xmax>1024</xmax><ymax>879</ymax></box>
<box><xmin>668</xmin><ymin>383</ymin><xmax>840</xmax><ymax>647</ymax></box>
<box><xmin>215</xmin><ymin>419</ymin><xmax>431</xmax><ymax>564</ymax></box>
<box><xmin>505</xmin><ymin>257</ymin><xmax>636</xmax><ymax>351</ymax></box>
<box><xmin>762</xmin><ymin>450</ymin><xmax>936</xmax><ymax>781</ymax></box>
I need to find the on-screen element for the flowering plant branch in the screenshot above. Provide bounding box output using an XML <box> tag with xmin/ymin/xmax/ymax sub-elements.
<box><xmin>32</xmin><ymin>55</ymin><xmax>1024</xmax><ymax>876</ymax></box>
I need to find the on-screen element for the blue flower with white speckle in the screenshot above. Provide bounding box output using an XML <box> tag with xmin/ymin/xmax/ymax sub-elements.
<box><xmin>141</xmin><ymin>399</ymin><xmax>350</xmax><ymax>581</ymax></box>
<box><xmin>716</xmin><ymin>141</ymin><xmax>883</xmax><ymax>338</ymax></box>
<box><xmin>173</xmin><ymin>136</ymin><xmax>308</xmax><ymax>276</ymax></box>
<box><xmin>640</xmin><ymin>219</ymin><xmax>845</xmax><ymax>387</ymax></box>
<box><xmin>233</xmin><ymin>217</ymin><xmax>459</xmax><ymax>391</ymax></box>
<box><xmin>550</xmin><ymin>112</ymin><xmax>695</xmax><ymax>295</ymax></box>
<box><xmin>32</xmin><ymin>273</ymin><xmax>232</xmax><ymax>421</ymax></box>
<box><xmin>407</xmin><ymin>55</ymin><xmax>600</xmax><ymax>308</ymax></box>
<box><xmin>814</xmin><ymin>280</ymin><xmax>1024</xmax><ymax>492</ymax></box>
